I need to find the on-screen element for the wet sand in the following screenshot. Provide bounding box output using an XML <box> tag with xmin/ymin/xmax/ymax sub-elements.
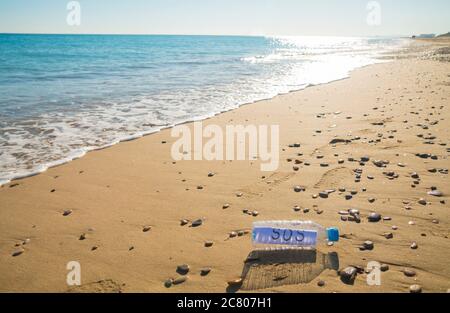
<box><xmin>0</xmin><ymin>41</ymin><xmax>449</xmax><ymax>293</ymax></box>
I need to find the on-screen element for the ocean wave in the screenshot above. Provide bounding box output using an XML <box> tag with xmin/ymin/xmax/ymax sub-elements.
<box><xmin>0</xmin><ymin>35</ymin><xmax>409</xmax><ymax>185</ymax></box>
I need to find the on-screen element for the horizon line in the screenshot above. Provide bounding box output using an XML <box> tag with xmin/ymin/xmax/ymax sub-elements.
<box><xmin>0</xmin><ymin>31</ymin><xmax>415</xmax><ymax>38</ymax></box>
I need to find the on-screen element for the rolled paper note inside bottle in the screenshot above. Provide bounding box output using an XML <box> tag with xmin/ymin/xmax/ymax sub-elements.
<box><xmin>252</xmin><ymin>221</ymin><xmax>339</xmax><ymax>249</ymax></box>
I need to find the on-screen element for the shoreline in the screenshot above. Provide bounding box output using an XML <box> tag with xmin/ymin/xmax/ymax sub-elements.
<box><xmin>0</xmin><ymin>52</ymin><xmax>402</xmax><ymax>187</ymax></box>
<box><xmin>0</xmin><ymin>41</ymin><xmax>449</xmax><ymax>293</ymax></box>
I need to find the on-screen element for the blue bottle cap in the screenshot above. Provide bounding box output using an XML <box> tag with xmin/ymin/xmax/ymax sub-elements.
<box><xmin>327</xmin><ymin>227</ymin><xmax>340</xmax><ymax>242</ymax></box>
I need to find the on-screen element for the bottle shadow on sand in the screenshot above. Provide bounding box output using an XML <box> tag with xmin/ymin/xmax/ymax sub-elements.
<box><xmin>227</xmin><ymin>249</ymin><xmax>339</xmax><ymax>293</ymax></box>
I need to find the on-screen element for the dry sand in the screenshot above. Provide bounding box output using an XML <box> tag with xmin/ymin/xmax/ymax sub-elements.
<box><xmin>0</xmin><ymin>41</ymin><xmax>449</xmax><ymax>293</ymax></box>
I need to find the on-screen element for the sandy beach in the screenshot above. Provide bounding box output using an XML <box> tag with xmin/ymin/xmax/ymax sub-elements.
<box><xmin>0</xmin><ymin>40</ymin><xmax>449</xmax><ymax>293</ymax></box>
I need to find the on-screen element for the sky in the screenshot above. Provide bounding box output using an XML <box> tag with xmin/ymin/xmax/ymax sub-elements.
<box><xmin>0</xmin><ymin>0</ymin><xmax>449</xmax><ymax>37</ymax></box>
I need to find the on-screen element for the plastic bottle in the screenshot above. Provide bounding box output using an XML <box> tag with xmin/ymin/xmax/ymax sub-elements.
<box><xmin>252</xmin><ymin>221</ymin><xmax>339</xmax><ymax>249</ymax></box>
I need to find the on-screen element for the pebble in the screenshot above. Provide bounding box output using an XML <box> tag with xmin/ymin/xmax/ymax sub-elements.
<box><xmin>164</xmin><ymin>279</ymin><xmax>173</xmax><ymax>288</ymax></box>
<box><xmin>319</xmin><ymin>191</ymin><xmax>329</xmax><ymax>199</ymax></box>
<box><xmin>317</xmin><ymin>280</ymin><xmax>326</xmax><ymax>287</ymax></box>
<box><xmin>63</xmin><ymin>210</ymin><xmax>73</xmax><ymax>216</ymax></box>
<box><xmin>12</xmin><ymin>248</ymin><xmax>24</xmax><ymax>257</ymax></box>
<box><xmin>418</xmin><ymin>198</ymin><xmax>427</xmax><ymax>205</ymax></box>
<box><xmin>229</xmin><ymin>231</ymin><xmax>238</xmax><ymax>238</ymax></box>
<box><xmin>176</xmin><ymin>264</ymin><xmax>190</xmax><ymax>275</ymax></box>
<box><xmin>340</xmin><ymin>267</ymin><xmax>357</xmax><ymax>284</ymax></box>
<box><xmin>384</xmin><ymin>232</ymin><xmax>394</xmax><ymax>239</ymax></box>
<box><xmin>143</xmin><ymin>225</ymin><xmax>152</xmax><ymax>232</ymax></box>
<box><xmin>368</xmin><ymin>212</ymin><xmax>382</xmax><ymax>222</ymax></box>
<box><xmin>409</xmin><ymin>284</ymin><xmax>422</xmax><ymax>293</ymax></box>
<box><xmin>411</xmin><ymin>242</ymin><xmax>418</xmax><ymax>250</ymax></box>
<box><xmin>428</xmin><ymin>190</ymin><xmax>443</xmax><ymax>197</ymax></box>
<box><xmin>403</xmin><ymin>269</ymin><xmax>417</xmax><ymax>277</ymax></box>
<box><xmin>79</xmin><ymin>233</ymin><xmax>86</xmax><ymax>240</ymax></box>
<box><xmin>204</xmin><ymin>241</ymin><xmax>214</xmax><ymax>248</ymax></box>
<box><xmin>180</xmin><ymin>219</ymin><xmax>189</xmax><ymax>226</ymax></box>
<box><xmin>208</xmin><ymin>172</ymin><xmax>215</xmax><ymax>177</ymax></box>
<box><xmin>191</xmin><ymin>219</ymin><xmax>203</xmax><ymax>227</ymax></box>
<box><xmin>294</xmin><ymin>186</ymin><xmax>305</xmax><ymax>192</ymax></box>
<box><xmin>223</xmin><ymin>204</ymin><xmax>230</xmax><ymax>209</ymax></box>
<box><xmin>200</xmin><ymin>268</ymin><xmax>211</xmax><ymax>276</ymax></box>
<box><xmin>173</xmin><ymin>276</ymin><xmax>188</xmax><ymax>285</ymax></box>
<box><xmin>330</xmin><ymin>138</ymin><xmax>350</xmax><ymax>145</ymax></box>
<box><xmin>363</xmin><ymin>241</ymin><xmax>374</xmax><ymax>250</ymax></box>
<box><xmin>227</xmin><ymin>278</ymin><xmax>243</xmax><ymax>287</ymax></box>
<box><xmin>380</xmin><ymin>264</ymin><xmax>390</xmax><ymax>272</ymax></box>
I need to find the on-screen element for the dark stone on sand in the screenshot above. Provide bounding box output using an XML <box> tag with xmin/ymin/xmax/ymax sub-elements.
<box><xmin>143</xmin><ymin>225</ymin><xmax>152</xmax><ymax>232</ymax></box>
<box><xmin>176</xmin><ymin>264</ymin><xmax>190</xmax><ymax>275</ymax></box>
<box><xmin>227</xmin><ymin>278</ymin><xmax>243</xmax><ymax>288</ymax></box>
<box><xmin>403</xmin><ymin>269</ymin><xmax>416</xmax><ymax>277</ymax></box>
<box><xmin>229</xmin><ymin>231</ymin><xmax>238</xmax><ymax>238</ymax></box>
<box><xmin>173</xmin><ymin>276</ymin><xmax>188</xmax><ymax>285</ymax></box>
<box><xmin>164</xmin><ymin>279</ymin><xmax>173</xmax><ymax>288</ymax></box>
<box><xmin>200</xmin><ymin>268</ymin><xmax>211</xmax><ymax>276</ymax></box>
<box><xmin>191</xmin><ymin>219</ymin><xmax>203</xmax><ymax>227</ymax></box>
<box><xmin>340</xmin><ymin>267</ymin><xmax>357</xmax><ymax>285</ymax></box>
<box><xmin>12</xmin><ymin>248</ymin><xmax>24</xmax><ymax>257</ymax></box>
<box><xmin>418</xmin><ymin>198</ymin><xmax>427</xmax><ymax>205</ymax></box>
<box><xmin>63</xmin><ymin>210</ymin><xmax>73</xmax><ymax>216</ymax></box>
<box><xmin>330</xmin><ymin>138</ymin><xmax>351</xmax><ymax>145</ymax></box>
<box><xmin>363</xmin><ymin>241</ymin><xmax>374</xmax><ymax>250</ymax></box>
<box><xmin>368</xmin><ymin>213</ymin><xmax>382</xmax><ymax>222</ymax></box>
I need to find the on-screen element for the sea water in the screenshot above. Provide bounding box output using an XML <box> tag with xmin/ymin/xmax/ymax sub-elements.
<box><xmin>0</xmin><ymin>34</ymin><xmax>408</xmax><ymax>184</ymax></box>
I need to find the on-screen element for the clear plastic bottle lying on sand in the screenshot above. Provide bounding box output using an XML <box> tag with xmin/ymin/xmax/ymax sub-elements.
<box><xmin>252</xmin><ymin>221</ymin><xmax>339</xmax><ymax>249</ymax></box>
